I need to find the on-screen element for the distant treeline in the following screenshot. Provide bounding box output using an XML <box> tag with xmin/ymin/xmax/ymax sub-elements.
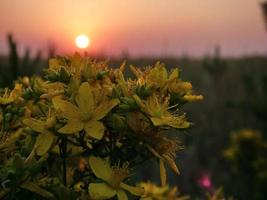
<box><xmin>0</xmin><ymin>34</ymin><xmax>55</xmax><ymax>87</ymax></box>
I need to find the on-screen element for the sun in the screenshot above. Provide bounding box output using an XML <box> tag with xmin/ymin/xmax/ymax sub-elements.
<box><xmin>75</xmin><ymin>34</ymin><xmax>90</xmax><ymax>49</ymax></box>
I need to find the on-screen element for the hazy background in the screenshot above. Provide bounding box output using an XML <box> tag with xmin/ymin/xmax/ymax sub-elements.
<box><xmin>0</xmin><ymin>0</ymin><xmax>266</xmax><ymax>57</ymax></box>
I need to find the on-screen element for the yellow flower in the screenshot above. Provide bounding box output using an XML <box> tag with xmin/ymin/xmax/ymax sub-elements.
<box><xmin>126</xmin><ymin>112</ymin><xmax>181</xmax><ymax>185</ymax></box>
<box><xmin>23</xmin><ymin>116</ymin><xmax>56</xmax><ymax>156</ymax></box>
<box><xmin>139</xmin><ymin>182</ymin><xmax>168</xmax><ymax>200</ymax></box>
<box><xmin>88</xmin><ymin>156</ymin><xmax>144</xmax><ymax>200</ymax></box>
<box><xmin>139</xmin><ymin>182</ymin><xmax>189</xmax><ymax>200</ymax></box>
<box><xmin>0</xmin><ymin>90</ymin><xmax>13</xmax><ymax>105</ymax></box>
<box><xmin>146</xmin><ymin>62</ymin><xmax>168</xmax><ymax>88</ymax></box>
<box><xmin>129</xmin><ymin>63</ymin><xmax>195</xmax><ymax>97</ymax></box>
<box><xmin>133</xmin><ymin>94</ymin><xmax>190</xmax><ymax>129</ymax></box>
<box><xmin>129</xmin><ymin>63</ymin><xmax>168</xmax><ymax>89</ymax></box>
<box><xmin>0</xmin><ymin>84</ymin><xmax>23</xmax><ymax>105</ymax></box>
<box><xmin>53</xmin><ymin>82</ymin><xmax>119</xmax><ymax>139</ymax></box>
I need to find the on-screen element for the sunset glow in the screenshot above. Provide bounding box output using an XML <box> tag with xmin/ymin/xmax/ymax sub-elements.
<box><xmin>75</xmin><ymin>35</ymin><xmax>90</xmax><ymax>49</ymax></box>
<box><xmin>0</xmin><ymin>0</ymin><xmax>266</xmax><ymax>57</ymax></box>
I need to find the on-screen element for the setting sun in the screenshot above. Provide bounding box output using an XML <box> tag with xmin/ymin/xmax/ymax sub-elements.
<box><xmin>75</xmin><ymin>34</ymin><xmax>90</xmax><ymax>49</ymax></box>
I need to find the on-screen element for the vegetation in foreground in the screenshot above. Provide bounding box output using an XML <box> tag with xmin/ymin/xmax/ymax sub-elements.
<box><xmin>0</xmin><ymin>53</ymin><xmax>212</xmax><ymax>199</ymax></box>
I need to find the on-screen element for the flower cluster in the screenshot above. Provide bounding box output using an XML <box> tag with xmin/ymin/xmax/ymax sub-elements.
<box><xmin>0</xmin><ymin>53</ymin><xmax>202</xmax><ymax>200</ymax></box>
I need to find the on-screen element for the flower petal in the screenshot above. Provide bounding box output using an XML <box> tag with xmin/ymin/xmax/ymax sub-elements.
<box><xmin>93</xmin><ymin>99</ymin><xmax>120</xmax><ymax>120</ymax></box>
<box><xmin>84</xmin><ymin>121</ymin><xmax>105</xmax><ymax>140</ymax></box>
<box><xmin>162</xmin><ymin>155</ymin><xmax>180</xmax><ymax>175</ymax></box>
<box><xmin>120</xmin><ymin>183</ymin><xmax>144</xmax><ymax>196</ymax></box>
<box><xmin>150</xmin><ymin>117</ymin><xmax>165</xmax><ymax>126</ymax></box>
<box><xmin>129</xmin><ymin>65</ymin><xmax>143</xmax><ymax>78</ymax></box>
<box><xmin>0</xmin><ymin>97</ymin><xmax>14</xmax><ymax>105</ymax></box>
<box><xmin>159</xmin><ymin>159</ymin><xmax>167</xmax><ymax>186</ymax></box>
<box><xmin>89</xmin><ymin>156</ymin><xmax>112</xmax><ymax>182</ymax></box>
<box><xmin>164</xmin><ymin>116</ymin><xmax>190</xmax><ymax>129</ymax></box>
<box><xmin>150</xmin><ymin>116</ymin><xmax>190</xmax><ymax>129</ymax></box>
<box><xmin>35</xmin><ymin>131</ymin><xmax>55</xmax><ymax>156</ymax></box>
<box><xmin>23</xmin><ymin>118</ymin><xmax>46</xmax><ymax>133</ymax></box>
<box><xmin>52</xmin><ymin>97</ymin><xmax>81</xmax><ymax>120</ymax></box>
<box><xmin>169</xmin><ymin>68</ymin><xmax>179</xmax><ymax>80</ymax></box>
<box><xmin>75</xmin><ymin>82</ymin><xmax>94</xmax><ymax>120</ymax></box>
<box><xmin>117</xmin><ymin>190</ymin><xmax>128</xmax><ymax>200</ymax></box>
<box><xmin>89</xmin><ymin>183</ymin><xmax>116</xmax><ymax>200</ymax></box>
<box><xmin>58</xmin><ymin>119</ymin><xmax>84</xmax><ymax>134</ymax></box>
<box><xmin>146</xmin><ymin>63</ymin><xmax>168</xmax><ymax>87</ymax></box>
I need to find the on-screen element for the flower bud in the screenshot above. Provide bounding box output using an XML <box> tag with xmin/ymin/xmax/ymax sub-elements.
<box><xmin>183</xmin><ymin>94</ymin><xmax>203</xmax><ymax>102</ymax></box>
<box><xmin>117</xmin><ymin>104</ymin><xmax>131</xmax><ymax>112</ymax></box>
<box><xmin>136</xmin><ymin>85</ymin><xmax>151</xmax><ymax>98</ymax></box>
<box><xmin>4</xmin><ymin>113</ymin><xmax>12</xmax><ymax>122</ymax></box>
<box><xmin>110</xmin><ymin>114</ymin><xmax>126</xmax><ymax>131</ymax></box>
<box><xmin>96</xmin><ymin>70</ymin><xmax>109</xmax><ymax>80</ymax></box>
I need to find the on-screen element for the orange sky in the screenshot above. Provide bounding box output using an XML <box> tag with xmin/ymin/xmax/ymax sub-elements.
<box><xmin>0</xmin><ymin>0</ymin><xmax>267</xmax><ymax>57</ymax></box>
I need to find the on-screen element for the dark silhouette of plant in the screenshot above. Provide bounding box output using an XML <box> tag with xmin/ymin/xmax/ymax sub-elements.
<box><xmin>0</xmin><ymin>34</ymin><xmax>44</xmax><ymax>87</ymax></box>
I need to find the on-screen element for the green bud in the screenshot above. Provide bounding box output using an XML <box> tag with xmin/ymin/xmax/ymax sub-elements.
<box><xmin>110</xmin><ymin>114</ymin><xmax>126</xmax><ymax>131</ymax></box>
<box><xmin>136</xmin><ymin>85</ymin><xmax>152</xmax><ymax>98</ymax></box>
<box><xmin>59</xmin><ymin>67</ymin><xmax>70</xmax><ymax>83</ymax></box>
<box><xmin>112</xmin><ymin>87</ymin><xmax>122</xmax><ymax>98</ymax></box>
<box><xmin>44</xmin><ymin>69</ymin><xmax>58</xmax><ymax>82</ymax></box>
<box><xmin>48</xmin><ymin>74</ymin><xmax>59</xmax><ymax>82</ymax></box>
<box><xmin>121</xmin><ymin>97</ymin><xmax>134</xmax><ymax>105</ymax></box>
<box><xmin>96</xmin><ymin>70</ymin><xmax>109</xmax><ymax>80</ymax></box>
<box><xmin>120</xmin><ymin>97</ymin><xmax>137</xmax><ymax>110</ymax></box>
<box><xmin>117</xmin><ymin>104</ymin><xmax>131</xmax><ymax>112</ymax></box>
<box><xmin>4</xmin><ymin>113</ymin><xmax>12</xmax><ymax>122</ymax></box>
